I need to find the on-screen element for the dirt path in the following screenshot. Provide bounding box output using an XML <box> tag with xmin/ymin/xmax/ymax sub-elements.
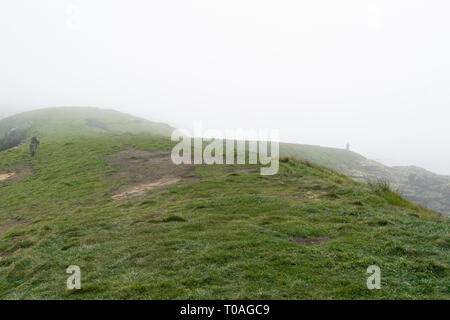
<box><xmin>0</xmin><ymin>172</ymin><xmax>15</xmax><ymax>181</ymax></box>
<box><xmin>112</xmin><ymin>177</ymin><xmax>182</xmax><ymax>200</ymax></box>
<box><xmin>107</xmin><ymin>148</ymin><xmax>198</xmax><ymax>200</ymax></box>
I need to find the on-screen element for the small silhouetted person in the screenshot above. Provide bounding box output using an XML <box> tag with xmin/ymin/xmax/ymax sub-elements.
<box><xmin>346</xmin><ymin>143</ymin><xmax>350</xmax><ymax>151</ymax></box>
<box><xmin>29</xmin><ymin>136</ymin><xmax>40</xmax><ymax>157</ymax></box>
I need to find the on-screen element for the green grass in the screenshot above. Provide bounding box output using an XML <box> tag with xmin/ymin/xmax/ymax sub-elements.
<box><xmin>368</xmin><ymin>180</ymin><xmax>423</xmax><ymax>211</ymax></box>
<box><xmin>0</xmin><ymin>134</ymin><xmax>448</xmax><ymax>299</ymax></box>
<box><xmin>0</xmin><ymin>107</ymin><xmax>174</xmax><ymax>143</ymax></box>
<box><xmin>280</xmin><ymin>142</ymin><xmax>367</xmax><ymax>172</ymax></box>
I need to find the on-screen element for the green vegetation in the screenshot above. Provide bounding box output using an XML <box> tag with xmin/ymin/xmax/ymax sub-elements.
<box><xmin>280</xmin><ymin>142</ymin><xmax>366</xmax><ymax>172</ymax></box>
<box><xmin>0</xmin><ymin>107</ymin><xmax>174</xmax><ymax>144</ymax></box>
<box><xmin>281</xmin><ymin>142</ymin><xmax>450</xmax><ymax>217</ymax></box>
<box><xmin>0</xmin><ymin>108</ymin><xmax>448</xmax><ymax>299</ymax></box>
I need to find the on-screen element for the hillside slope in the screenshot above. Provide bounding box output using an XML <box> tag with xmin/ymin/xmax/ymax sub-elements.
<box><xmin>0</xmin><ymin>107</ymin><xmax>174</xmax><ymax>148</ymax></box>
<box><xmin>280</xmin><ymin>143</ymin><xmax>450</xmax><ymax>216</ymax></box>
<box><xmin>1</xmin><ymin>107</ymin><xmax>449</xmax><ymax>217</ymax></box>
<box><xmin>0</xmin><ymin>132</ymin><xmax>448</xmax><ymax>299</ymax></box>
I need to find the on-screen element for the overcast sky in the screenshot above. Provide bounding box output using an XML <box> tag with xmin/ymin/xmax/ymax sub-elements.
<box><xmin>1</xmin><ymin>0</ymin><xmax>449</xmax><ymax>174</ymax></box>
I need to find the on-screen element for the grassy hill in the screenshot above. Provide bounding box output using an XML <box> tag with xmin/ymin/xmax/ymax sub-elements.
<box><xmin>280</xmin><ymin>143</ymin><xmax>450</xmax><ymax>217</ymax></box>
<box><xmin>0</xmin><ymin>107</ymin><xmax>173</xmax><ymax>147</ymax></box>
<box><xmin>0</xmin><ymin>108</ymin><xmax>448</xmax><ymax>299</ymax></box>
<box><xmin>280</xmin><ymin>143</ymin><xmax>367</xmax><ymax>173</ymax></box>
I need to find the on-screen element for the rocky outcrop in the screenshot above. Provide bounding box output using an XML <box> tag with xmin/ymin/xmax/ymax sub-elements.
<box><xmin>345</xmin><ymin>159</ymin><xmax>450</xmax><ymax>216</ymax></box>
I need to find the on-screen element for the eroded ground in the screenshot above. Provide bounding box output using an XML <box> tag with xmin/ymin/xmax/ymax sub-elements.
<box><xmin>0</xmin><ymin>165</ymin><xmax>32</xmax><ymax>187</ymax></box>
<box><xmin>107</xmin><ymin>148</ymin><xmax>199</xmax><ymax>200</ymax></box>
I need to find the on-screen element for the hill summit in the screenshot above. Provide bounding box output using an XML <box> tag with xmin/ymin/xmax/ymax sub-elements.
<box><xmin>0</xmin><ymin>107</ymin><xmax>448</xmax><ymax>299</ymax></box>
<box><xmin>0</xmin><ymin>107</ymin><xmax>173</xmax><ymax>151</ymax></box>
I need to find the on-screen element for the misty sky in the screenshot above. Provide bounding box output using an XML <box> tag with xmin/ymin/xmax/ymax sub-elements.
<box><xmin>1</xmin><ymin>1</ymin><xmax>449</xmax><ymax>174</ymax></box>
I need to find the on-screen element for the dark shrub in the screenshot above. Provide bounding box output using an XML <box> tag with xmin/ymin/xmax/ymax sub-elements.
<box><xmin>0</xmin><ymin>128</ymin><xmax>28</xmax><ymax>151</ymax></box>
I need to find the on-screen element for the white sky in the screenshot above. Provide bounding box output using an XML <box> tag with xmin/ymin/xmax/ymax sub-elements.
<box><xmin>1</xmin><ymin>0</ymin><xmax>449</xmax><ymax>174</ymax></box>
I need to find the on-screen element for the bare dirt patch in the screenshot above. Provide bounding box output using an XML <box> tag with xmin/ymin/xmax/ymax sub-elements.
<box><xmin>290</xmin><ymin>237</ymin><xmax>331</xmax><ymax>246</ymax></box>
<box><xmin>0</xmin><ymin>172</ymin><xmax>15</xmax><ymax>181</ymax></box>
<box><xmin>107</xmin><ymin>148</ymin><xmax>199</xmax><ymax>200</ymax></box>
<box><xmin>112</xmin><ymin>177</ymin><xmax>182</xmax><ymax>200</ymax></box>
<box><xmin>0</xmin><ymin>166</ymin><xmax>33</xmax><ymax>187</ymax></box>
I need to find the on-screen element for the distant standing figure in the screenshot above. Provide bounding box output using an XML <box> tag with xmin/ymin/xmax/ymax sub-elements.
<box><xmin>29</xmin><ymin>136</ymin><xmax>40</xmax><ymax>157</ymax></box>
<box><xmin>346</xmin><ymin>143</ymin><xmax>350</xmax><ymax>151</ymax></box>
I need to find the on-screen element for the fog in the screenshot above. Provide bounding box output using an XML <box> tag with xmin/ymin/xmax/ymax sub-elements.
<box><xmin>1</xmin><ymin>0</ymin><xmax>449</xmax><ymax>174</ymax></box>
